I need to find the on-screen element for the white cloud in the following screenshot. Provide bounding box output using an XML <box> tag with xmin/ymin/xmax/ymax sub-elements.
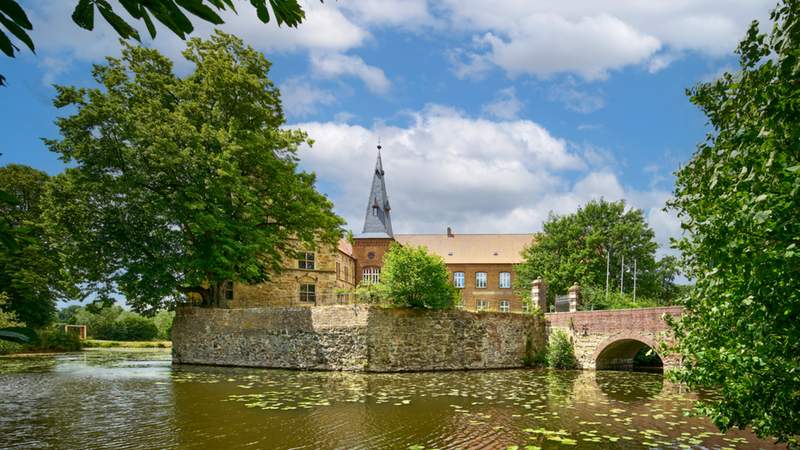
<box><xmin>548</xmin><ymin>79</ymin><xmax>606</xmax><ymax>113</ymax></box>
<box><xmin>340</xmin><ymin>0</ymin><xmax>432</xmax><ymax>27</ymax></box>
<box><xmin>441</xmin><ymin>0</ymin><xmax>773</xmax><ymax>79</ymax></box>
<box><xmin>279</xmin><ymin>78</ymin><xmax>336</xmax><ymax>117</ymax></box>
<box><xmin>292</xmin><ymin>105</ymin><xmax>675</xmax><ymax>256</ymax></box>
<box><xmin>310</xmin><ymin>53</ymin><xmax>391</xmax><ymax>94</ymax></box>
<box><xmin>483</xmin><ymin>87</ymin><xmax>523</xmax><ymax>119</ymax></box>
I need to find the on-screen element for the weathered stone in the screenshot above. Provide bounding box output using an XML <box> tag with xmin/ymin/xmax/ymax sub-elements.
<box><xmin>173</xmin><ymin>305</ymin><xmax>545</xmax><ymax>372</ymax></box>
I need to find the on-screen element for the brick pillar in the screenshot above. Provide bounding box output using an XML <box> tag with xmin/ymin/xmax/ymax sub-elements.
<box><xmin>531</xmin><ymin>277</ymin><xmax>547</xmax><ymax>312</ymax></box>
<box><xmin>568</xmin><ymin>282</ymin><xmax>581</xmax><ymax>312</ymax></box>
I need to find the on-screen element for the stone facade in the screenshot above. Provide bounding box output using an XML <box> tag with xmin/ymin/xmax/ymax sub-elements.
<box><xmin>545</xmin><ymin>306</ymin><xmax>683</xmax><ymax>369</ymax></box>
<box><xmin>172</xmin><ymin>305</ymin><xmax>545</xmax><ymax>372</ymax></box>
<box><xmin>229</xmin><ymin>240</ymin><xmax>356</xmax><ymax>308</ymax></box>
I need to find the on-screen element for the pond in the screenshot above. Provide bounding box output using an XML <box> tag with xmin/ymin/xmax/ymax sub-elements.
<box><xmin>0</xmin><ymin>349</ymin><xmax>783</xmax><ymax>449</ymax></box>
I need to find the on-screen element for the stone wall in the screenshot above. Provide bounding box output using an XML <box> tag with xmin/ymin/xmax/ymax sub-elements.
<box><xmin>173</xmin><ymin>305</ymin><xmax>544</xmax><ymax>372</ymax></box>
<box><xmin>545</xmin><ymin>306</ymin><xmax>682</xmax><ymax>369</ymax></box>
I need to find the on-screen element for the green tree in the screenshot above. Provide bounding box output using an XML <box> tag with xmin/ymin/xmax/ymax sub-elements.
<box><xmin>0</xmin><ymin>0</ymin><xmax>314</xmax><ymax>86</ymax></box>
<box><xmin>44</xmin><ymin>31</ymin><xmax>343</xmax><ymax>314</ymax></box>
<box><xmin>668</xmin><ymin>1</ymin><xmax>800</xmax><ymax>446</ymax></box>
<box><xmin>515</xmin><ymin>199</ymin><xmax>663</xmax><ymax>307</ymax></box>
<box><xmin>378</xmin><ymin>243</ymin><xmax>458</xmax><ymax>309</ymax></box>
<box><xmin>0</xmin><ymin>164</ymin><xmax>73</xmax><ymax>327</ymax></box>
<box><xmin>152</xmin><ymin>309</ymin><xmax>175</xmax><ymax>339</ymax></box>
<box><xmin>546</xmin><ymin>329</ymin><xmax>578</xmax><ymax>370</ymax></box>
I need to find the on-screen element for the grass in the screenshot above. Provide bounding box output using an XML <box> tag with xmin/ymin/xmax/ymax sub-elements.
<box><xmin>83</xmin><ymin>339</ymin><xmax>172</xmax><ymax>349</ymax></box>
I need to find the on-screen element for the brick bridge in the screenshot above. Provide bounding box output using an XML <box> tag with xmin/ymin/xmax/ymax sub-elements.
<box><xmin>544</xmin><ymin>306</ymin><xmax>683</xmax><ymax>370</ymax></box>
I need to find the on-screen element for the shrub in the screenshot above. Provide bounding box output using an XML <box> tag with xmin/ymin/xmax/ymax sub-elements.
<box><xmin>379</xmin><ymin>243</ymin><xmax>458</xmax><ymax>309</ymax></box>
<box><xmin>152</xmin><ymin>310</ymin><xmax>174</xmax><ymax>340</ymax></box>
<box><xmin>546</xmin><ymin>329</ymin><xmax>578</xmax><ymax>369</ymax></box>
<box><xmin>112</xmin><ymin>315</ymin><xmax>159</xmax><ymax>341</ymax></box>
<box><xmin>580</xmin><ymin>286</ymin><xmax>664</xmax><ymax>311</ymax></box>
<box><xmin>35</xmin><ymin>329</ymin><xmax>82</xmax><ymax>352</ymax></box>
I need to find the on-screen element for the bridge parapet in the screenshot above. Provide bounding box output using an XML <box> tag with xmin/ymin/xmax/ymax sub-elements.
<box><xmin>545</xmin><ymin>306</ymin><xmax>683</xmax><ymax>370</ymax></box>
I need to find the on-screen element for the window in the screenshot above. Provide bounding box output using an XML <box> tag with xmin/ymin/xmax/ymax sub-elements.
<box><xmin>475</xmin><ymin>272</ymin><xmax>487</xmax><ymax>288</ymax></box>
<box><xmin>298</xmin><ymin>251</ymin><xmax>315</xmax><ymax>270</ymax></box>
<box><xmin>477</xmin><ymin>299</ymin><xmax>490</xmax><ymax>311</ymax></box>
<box><xmin>499</xmin><ymin>300</ymin><xmax>510</xmax><ymax>313</ymax></box>
<box><xmin>499</xmin><ymin>272</ymin><xmax>511</xmax><ymax>289</ymax></box>
<box><xmin>522</xmin><ymin>302</ymin><xmax>530</xmax><ymax>313</ymax></box>
<box><xmin>299</xmin><ymin>284</ymin><xmax>316</xmax><ymax>303</ymax></box>
<box><xmin>363</xmin><ymin>267</ymin><xmax>380</xmax><ymax>284</ymax></box>
<box><xmin>224</xmin><ymin>282</ymin><xmax>234</xmax><ymax>300</ymax></box>
<box><xmin>453</xmin><ymin>271</ymin><xmax>465</xmax><ymax>288</ymax></box>
<box><xmin>336</xmin><ymin>261</ymin><xmax>341</xmax><ymax>280</ymax></box>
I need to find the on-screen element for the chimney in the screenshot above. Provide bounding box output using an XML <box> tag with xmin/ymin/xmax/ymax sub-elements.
<box><xmin>447</xmin><ymin>226</ymin><xmax>454</xmax><ymax>238</ymax></box>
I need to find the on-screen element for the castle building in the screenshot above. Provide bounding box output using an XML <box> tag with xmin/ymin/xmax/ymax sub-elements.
<box><xmin>351</xmin><ymin>146</ymin><xmax>534</xmax><ymax>313</ymax></box>
<box><xmin>229</xmin><ymin>146</ymin><xmax>534</xmax><ymax>312</ymax></box>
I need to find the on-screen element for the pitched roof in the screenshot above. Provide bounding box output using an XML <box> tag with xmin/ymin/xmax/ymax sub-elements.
<box><xmin>337</xmin><ymin>238</ymin><xmax>353</xmax><ymax>256</ymax></box>
<box><xmin>360</xmin><ymin>149</ymin><xmax>394</xmax><ymax>238</ymax></box>
<box><xmin>394</xmin><ymin>233</ymin><xmax>534</xmax><ymax>264</ymax></box>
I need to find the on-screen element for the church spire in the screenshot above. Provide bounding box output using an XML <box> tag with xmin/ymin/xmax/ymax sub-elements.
<box><xmin>361</xmin><ymin>144</ymin><xmax>393</xmax><ymax>237</ymax></box>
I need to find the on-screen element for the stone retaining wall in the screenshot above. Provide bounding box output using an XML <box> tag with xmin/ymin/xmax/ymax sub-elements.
<box><xmin>172</xmin><ymin>305</ymin><xmax>544</xmax><ymax>372</ymax></box>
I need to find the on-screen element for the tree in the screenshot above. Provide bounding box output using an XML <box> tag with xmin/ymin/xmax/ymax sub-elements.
<box><xmin>0</xmin><ymin>164</ymin><xmax>72</xmax><ymax>328</ymax></box>
<box><xmin>378</xmin><ymin>243</ymin><xmax>458</xmax><ymax>309</ymax></box>
<box><xmin>515</xmin><ymin>199</ymin><xmax>663</xmax><ymax>307</ymax></box>
<box><xmin>44</xmin><ymin>31</ymin><xmax>343</xmax><ymax>313</ymax></box>
<box><xmin>0</xmin><ymin>0</ymin><xmax>313</xmax><ymax>86</ymax></box>
<box><xmin>668</xmin><ymin>1</ymin><xmax>800</xmax><ymax>447</ymax></box>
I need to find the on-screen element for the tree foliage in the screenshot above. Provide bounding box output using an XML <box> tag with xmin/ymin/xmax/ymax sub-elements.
<box><xmin>0</xmin><ymin>0</ymin><xmax>314</xmax><ymax>86</ymax></box>
<box><xmin>668</xmin><ymin>1</ymin><xmax>800</xmax><ymax>446</ymax></box>
<box><xmin>378</xmin><ymin>243</ymin><xmax>458</xmax><ymax>309</ymax></box>
<box><xmin>0</xmin><ymin>164</ymin><xmax>73</xmax><ymax>328</ymax></box>
<box><xmin>515</xmin><ymin>199</ymin><xmax>668</xmax><ymax>307</ymax></box>
<box><xmin>546</xmin><ymin>329</ymin><xmax>578</xmax><ymax>369</ymax></box>
<box><xmin>44</xmin><ymin>31</ymin><xmax>343</xmax><ymax>313</ymax></box>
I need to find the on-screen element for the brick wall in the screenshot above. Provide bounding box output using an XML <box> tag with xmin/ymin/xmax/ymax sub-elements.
<box><xmin>352</xmin><ymin>237</ymin><xmax>393</xmax><ymax>284</ymax></box>
<box><xmin>446</xmin><ymin>263</ymin><xmax>522</xmax><ymax>312</ymax></box>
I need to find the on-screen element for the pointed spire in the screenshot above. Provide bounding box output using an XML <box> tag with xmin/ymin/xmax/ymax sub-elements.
<box><xmin>361</xmin><ymin>143</ymin><xmax>393</xmax><ymax>238</ymax></box>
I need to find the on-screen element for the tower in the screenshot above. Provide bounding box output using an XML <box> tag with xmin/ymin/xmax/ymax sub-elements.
<box><xmin>352</xmin><ymin>145</ymin><xmax>395</xmax><ymax>284</ymax></box>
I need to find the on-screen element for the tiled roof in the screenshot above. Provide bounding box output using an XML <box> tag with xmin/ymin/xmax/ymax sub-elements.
<box><xmin>337</xmin><ymin>238</ymin><xmax>353</xmax><ymax>256</ymax></box>
<box><xmin>360</xmin><ymin>149</ymin><xmax>393</xmax><ymax>237</ymax></box>
<box><xmin>394</xmin><ymin>233</ymin><xmax>534</xmax><ymax>264</ymax></box>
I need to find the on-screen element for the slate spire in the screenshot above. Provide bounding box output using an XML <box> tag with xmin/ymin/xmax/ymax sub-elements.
<box><xmin>361</xmin><ymin>144</ymin><xmax>393</xmax><ymax>237</ymax></box>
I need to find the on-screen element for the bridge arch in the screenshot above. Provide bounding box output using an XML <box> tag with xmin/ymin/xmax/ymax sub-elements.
<box><xmin>592</xmin><ymin>333</ymin><xmax>664</xmax><ymax>371</ymax></box>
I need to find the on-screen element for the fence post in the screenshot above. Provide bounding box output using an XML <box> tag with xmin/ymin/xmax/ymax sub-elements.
<box><xmin>531</xmin><ymin>277</ymin><xmax>547</xmax><ymax>312</ymax></box>
<box><xmin>568</xmin><ymin>282</ymin><xmax>581</xmax><ymax>313</ymax></box>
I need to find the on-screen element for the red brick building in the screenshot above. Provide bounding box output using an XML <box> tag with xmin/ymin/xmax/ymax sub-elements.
<box><xmin>352</xmin><ymin>147</ymin><xmax>534</xmax><ymax>312</ymax></box>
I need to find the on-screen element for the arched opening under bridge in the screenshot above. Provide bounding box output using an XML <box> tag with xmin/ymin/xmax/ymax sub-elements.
<box><xmin>594</xmin><ymin>336</ymin><xmax>664</xmax><ymax>372</ymax></box>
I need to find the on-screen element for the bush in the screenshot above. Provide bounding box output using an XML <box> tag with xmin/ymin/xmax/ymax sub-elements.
<box><xmin>111</xmin><ymin>314</ymin><xmax>159</xmax><ymax>341</ymax></box>
<box><xmin>152</xmin><ymin>310</ymin><xmax>174</xmax><ymax>340</ymax></box>
<box><xmin>35</xmin><ymin>329</ymin><xmax>82</xmax><ymax>352</ymax></box>
<box><xmin>546</xmin><ymin>329</ymin><xmax>578</xmax><ymax>369</ymax></box>
<box><xmin>580</xmin><ymin>286</ymin><xmax>664</xmax><ymax>311</ymax></box>
<box><xmin>378</xmin><ymin>243</ymin><xmax>458</xmax><ymax>309</ymax></box>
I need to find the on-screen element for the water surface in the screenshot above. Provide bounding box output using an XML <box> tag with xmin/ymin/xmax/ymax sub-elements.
<box><xmin>0</xmin><ymin>349</ymin><xmax>782</xmax><ymax>449</ymax></box>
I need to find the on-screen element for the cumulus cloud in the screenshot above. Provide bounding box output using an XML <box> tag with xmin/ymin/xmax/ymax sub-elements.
<box><xmin>279</xmin><ymin>78</ymin><xmax>336</xmax><ymax>117</ymax></box>
<box><xmin>310</xmin><ymin>53</ymin><xmax>391</xmax><ymax>94</ymax></box>
<box><xmin>441</xmin><ymin>0</ymin><xmax>772</xmax><ymax>79</ymax></box>
<box><xmin>340</xmin><ymin>0</ymin><xmax>432</xmax><ymax>27</ymax></box>
<box><xmin>483</xmin><ymin>87</ymin><xmax>523</xmax><ymax>119</ymax></box>
<box><xmin>292</xmin><ymin>105</ymin><xmax>675</xmax><ymax>256</ymax></box>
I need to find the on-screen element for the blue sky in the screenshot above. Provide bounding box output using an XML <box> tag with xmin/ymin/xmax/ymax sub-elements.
<box><xmin>0</xmin><ymin>0</ymin><xmax>776</xmax><ymax>259</ymax></box>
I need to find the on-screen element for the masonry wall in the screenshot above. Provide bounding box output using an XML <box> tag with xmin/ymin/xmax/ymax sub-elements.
<box><xmin>545</xmin><ymin>306</ymin><xmax>682</xmax><ymax>369</ymax></box>
<box><xmin>172</xmin><ymin>305</ymin><xmax>545</xmax><ymax>372</ymax></box>
<box><xmin>446</xmin><ymin>263</ymin><xmax>523</xmax><ymax>312</ymax></box>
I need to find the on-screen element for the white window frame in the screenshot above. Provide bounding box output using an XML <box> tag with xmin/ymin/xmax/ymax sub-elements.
<box><xmin>298</xmin><ymin>251</ymin><xmax>315</xmax><ymax>270</ymax></box>
<box><xmin>299</xmin><ymin>284</ymin><xmax>316</xmax><ymax>303</ymax></box>
<box><xmin>499</xmin><ymin>300</ymin><xmax>510</xmax><ymax>313</ymax></box>
<box><xmin>499</xmin><ymin>272</ymin><xmax>511</xmax><ymax>289</ymax></box>
<box><xmin>477</xmin><ymin>299</ymin><xmax>490</xmax><ymax>311</ymax></box>
<box><xmin>363</xmin><ymin>267</ymin><xmax>380</xmax><ymax>284</ymax></box>
<box><xmin>453</xmin><ymin>271</ymin><xmax>465</xmax><ymax>288</ymax></box>
<box><xmin>522</xmin><ymin>302</ymin><xmax>530</xmax><ymax>313</ymax></box>
<box><xmin>475</xmin><ymin>272</ymin><xmax>487</xmax><ymax>289</ymax></box>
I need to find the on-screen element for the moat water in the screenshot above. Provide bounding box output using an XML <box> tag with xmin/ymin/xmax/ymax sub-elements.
<box><xmin>0</xmin><ymin>349</ymin><xmax>783</xmax><ymax>449</ymax></box>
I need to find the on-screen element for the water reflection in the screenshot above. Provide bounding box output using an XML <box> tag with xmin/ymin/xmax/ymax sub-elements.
<box><xmin>0</xmin><ymin>351</ymin><xmax>784</xmax><ymax>449</ymax></box>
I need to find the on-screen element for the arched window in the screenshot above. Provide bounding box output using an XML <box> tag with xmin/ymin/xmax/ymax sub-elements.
<box><xmin>363</xmin><ymin>267</ymin><xmax>380</xmax><ymax>284</ymax></box>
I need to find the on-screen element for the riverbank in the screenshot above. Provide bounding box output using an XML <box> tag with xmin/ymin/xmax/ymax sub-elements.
<box><xmin>83</xmin><ymin>339</ymin><xmax>172</xmax><ymax>349</ymax></box>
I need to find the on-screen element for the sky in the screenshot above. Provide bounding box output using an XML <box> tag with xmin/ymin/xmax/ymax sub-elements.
<box><xmin>0</xmin><ymin>0</ymin><xmax>777</xmax><ymax>261</ymax></box>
